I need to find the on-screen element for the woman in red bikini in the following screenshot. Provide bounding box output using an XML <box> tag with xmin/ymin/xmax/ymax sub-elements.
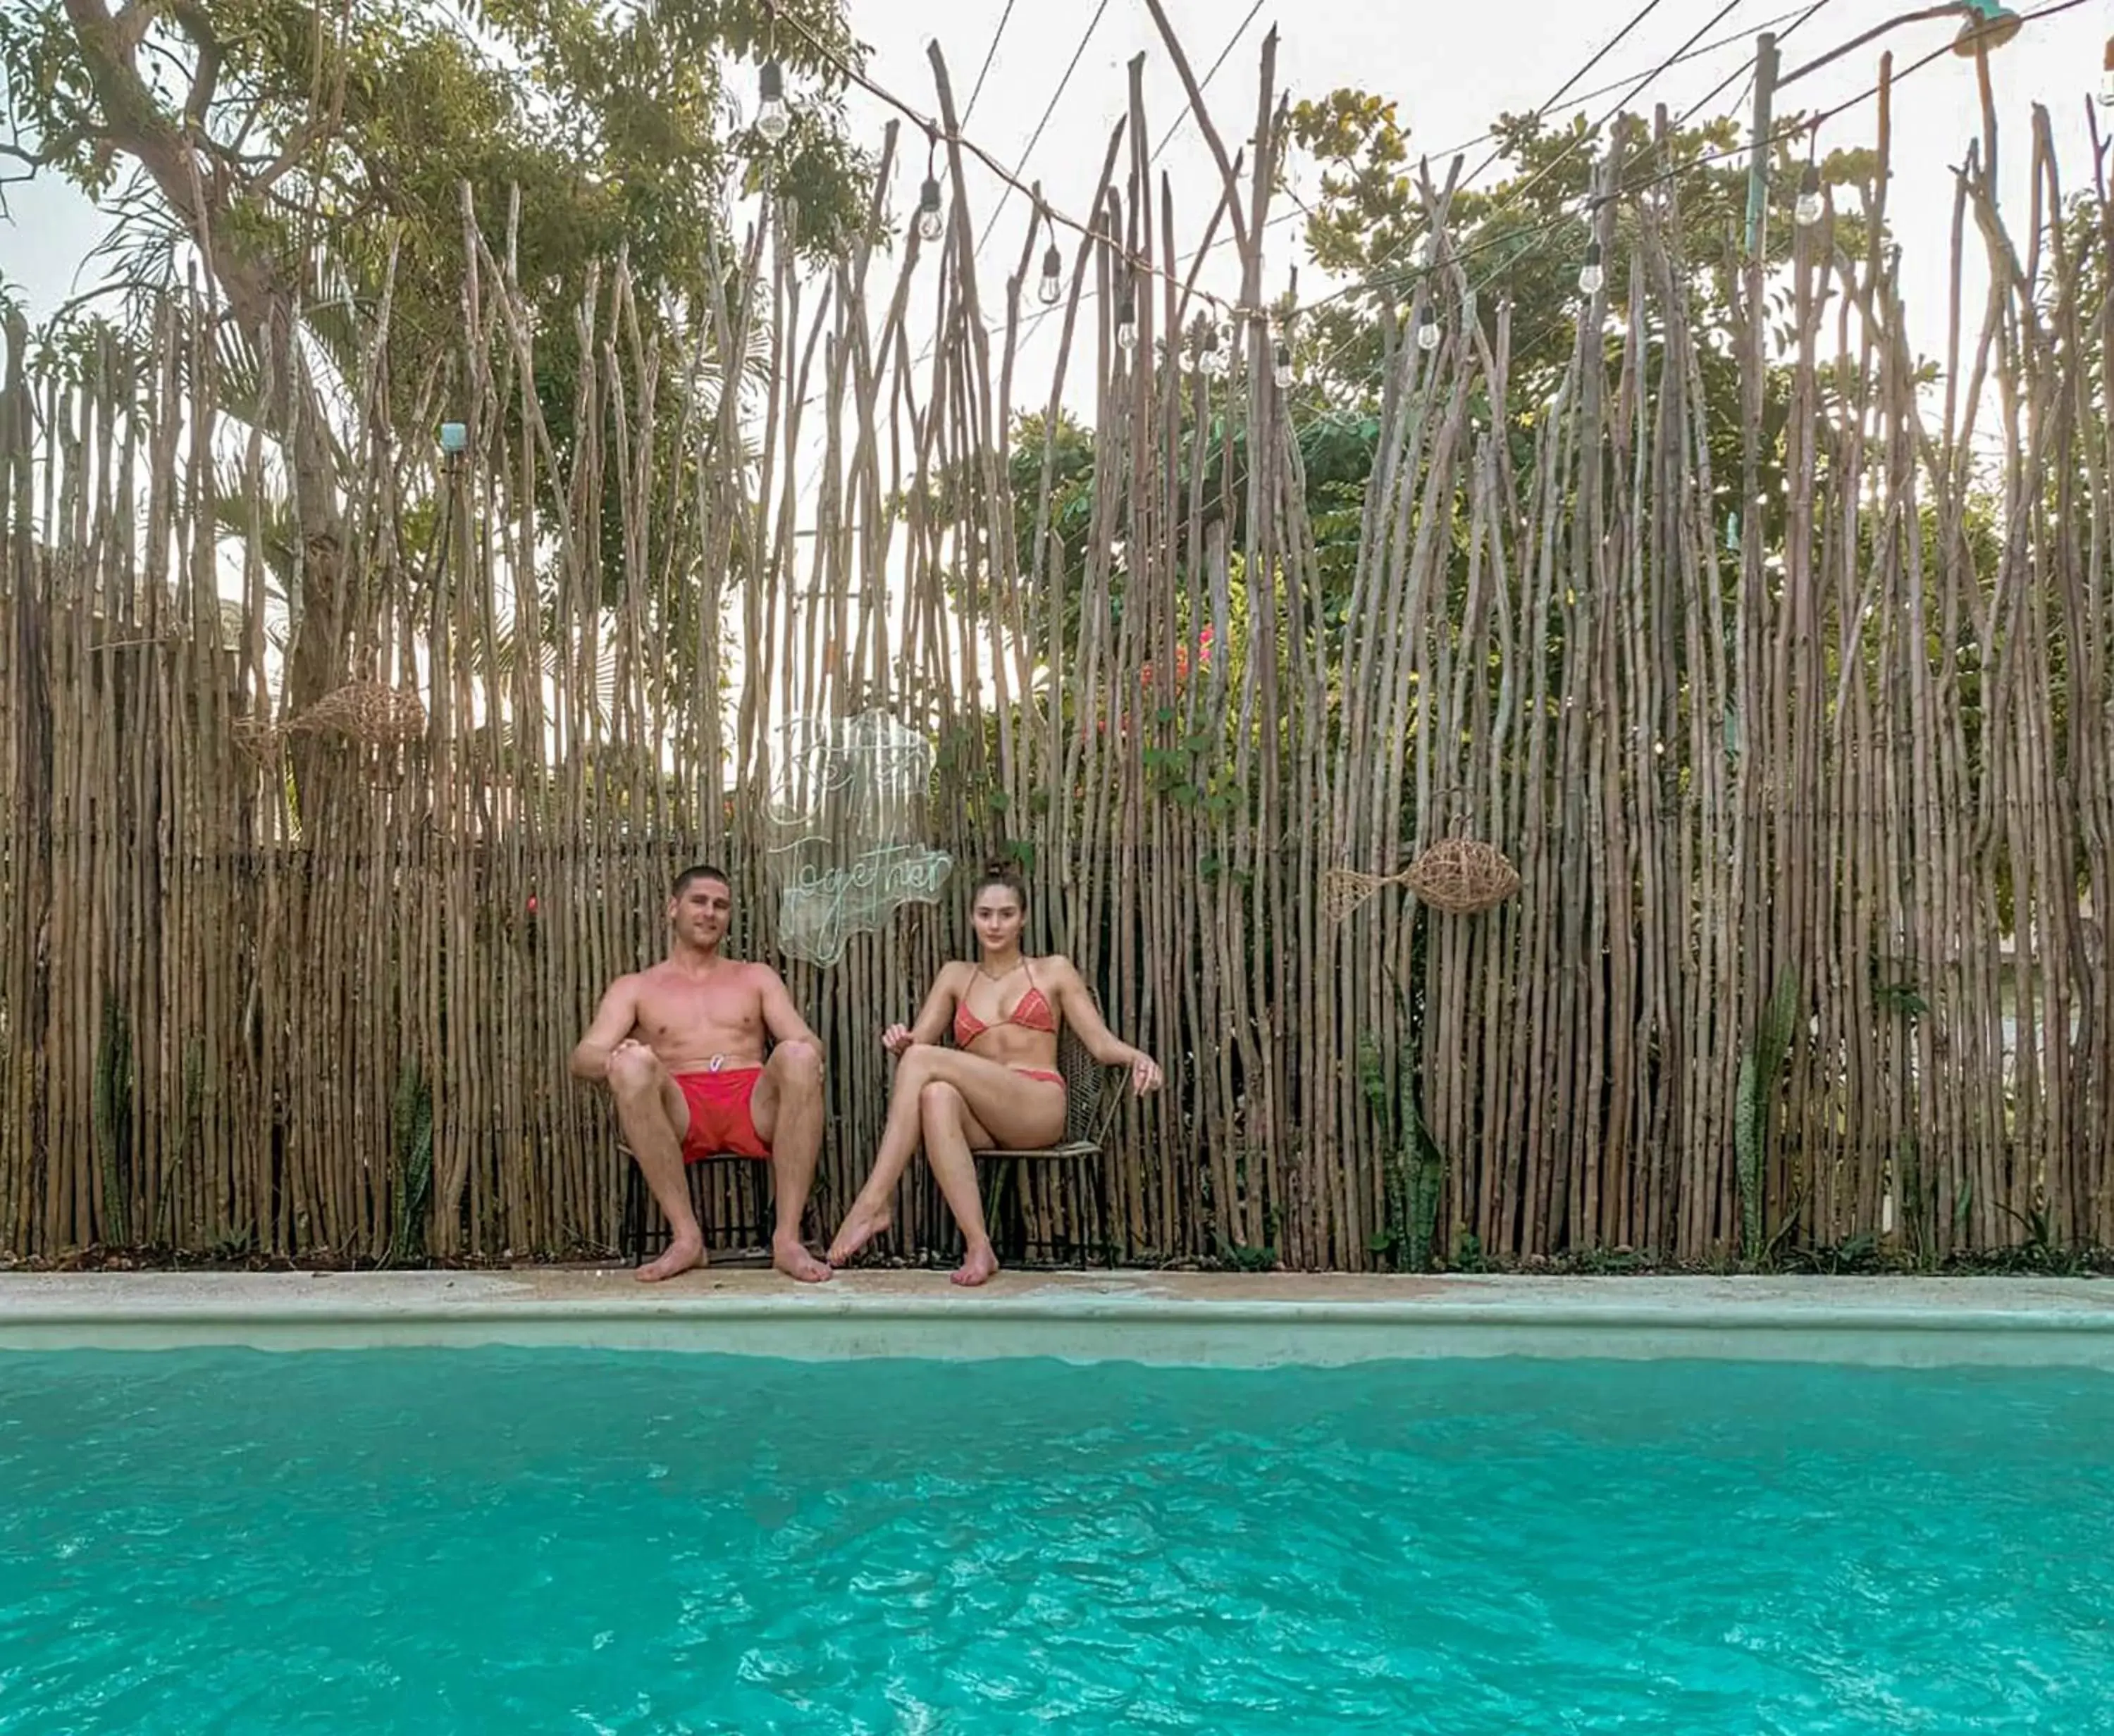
<box><xmin>825</xmin><ymin>861</ymin><xmax>1161</xmax><ymax>1286</ymax></box>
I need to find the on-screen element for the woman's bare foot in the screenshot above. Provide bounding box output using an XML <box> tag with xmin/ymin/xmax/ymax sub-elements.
<box><xmin>773</xmin><ymin>1236</ymin><xmax>833</xmax><ymax>1284</ymax></box>
<box><xmin>951</xmin><ymin>1241</ymin><xmax>1000</xmax><ymax>1287</ymax></box>
<box><xmin>636</xmin><ymin>1233</ymin><xmax>706</xmax><ymax>1284</ymax></box>
<box><xmin>826</xmin><ymin>1203</ymin><xmax>891</xmax><ymax>1266</ymax></box>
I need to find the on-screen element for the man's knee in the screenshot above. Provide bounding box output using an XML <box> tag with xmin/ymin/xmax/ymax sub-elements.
<box><xmin>771</xmin><ymin>1037</ymin><xmax>822</xmax><ymax>1072</ymax></box>
<box><xmin>607</xmin><ymin>1045</ymin><xmax>665</xmax><ymax>1097</ymax></box>
<box><xmin>769</xmin><ymin>1039</ymin><xmax>823</xmax><ymax>1089</ymax></box>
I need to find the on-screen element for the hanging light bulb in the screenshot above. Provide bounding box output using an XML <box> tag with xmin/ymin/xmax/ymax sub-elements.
<box><xmin>1037</xmin><ymin>244</ymin><xmax>1063</xmax><ymax>305</ymax></box>
<box><xmin>1273</xmin><ymin>340</ymin><xmax>1293</xmax><ymax>389</ymax></box>
<box><xmin>1794</xmin><ymin>164</ymin><xmax>1824</xmax><ymax>228</ymax></box>
<box><xmin>2101</xmin><ymin>38</ymin><xmax>2114</xmax><ymax>106</ymax></box>
<box><xmin>756</xmin><ymin>59</ymin><xmax>790</xmax><ymax>143</ymax></box>
<box><xmin>1578</xmin><ymin>240</ymin><xmax>1605</xmax><ymax>297</ymax></box>
<box><xmin>915</xmin><ymin>176</ymin><xmax>944</xmax><ymax>243</ymax></box>
<box><xmin>1199</xmin><ymin>321</ymin><xmax>1225</xmax><ymax>378</ymax></box>
<box><xmin>1114</xmin><ymin>273</ymin><xmax>1138</xmax><ymax>352</ymax></box>
<box><xmin>1416</xmin><ymin>307</ymin><xmax>1440</xmax><ymax>352</ymax></box>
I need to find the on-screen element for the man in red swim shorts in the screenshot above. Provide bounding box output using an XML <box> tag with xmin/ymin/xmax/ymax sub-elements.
<box><xmin>570</xmin><ymin>865</ymin><xmax>831</xmax><ymax>1284</ymax></box>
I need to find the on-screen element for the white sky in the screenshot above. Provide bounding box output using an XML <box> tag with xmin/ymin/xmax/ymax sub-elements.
<box><xmin>4</xmin><ymin>0</ymin><xmax>2105</xmax><ymax>455</ymax></box>
<box><xmin>836</xmin><ymin>0</ymin><xmax>2105</xmax><ymax>388</ymax></box>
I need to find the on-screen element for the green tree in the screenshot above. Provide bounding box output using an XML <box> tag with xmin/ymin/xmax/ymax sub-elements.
<box><xmin>1</xmin><ymin>0</ymin><xmax>874</xmax><ymax>713</ymax></box>
<box><xmin>1282</xmin><ymin>90</ymin><xmax>1884</xmax><ymax>547</ymax></box>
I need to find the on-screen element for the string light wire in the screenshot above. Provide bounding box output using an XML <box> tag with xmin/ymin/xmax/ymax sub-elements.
<box><xmin>1150</xmin><ymin>0</ymin><xmax>1271</xmax><ymax>162</ymax></box>
<box><xmin>1294</xmin><ymin>0</ymin><xmax>2092</xmax><ymax>326</ymax></box>
<box><xmin>969</xmin><ymin>0</ymin><xmax>1118</xmax><ymax>261</ymax></box>
<box><xmin>961</xmin><ymin>0</ymin><xmax>1021</xmax><ymax>125</ymax></box>
<box><xmin>994</xmin><ymin>1</ymin><xmax>1822</xmax><ymax>359</ymax></box>
<box><xmin>1306</xmin><ymin>0</ymin><xmax>1753</xmax><ymax>323</ymax></box>
<box><xmin>769</xmin><ymin>0</ymin><xmax>2088</xmax><ymax>405</ymax></box>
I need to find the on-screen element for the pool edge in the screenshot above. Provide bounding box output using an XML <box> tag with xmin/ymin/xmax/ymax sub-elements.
<box><xmin>4</xmin><ymin>1284</ymin><xmax>2112</xmax><ymax>1368</ymax></box>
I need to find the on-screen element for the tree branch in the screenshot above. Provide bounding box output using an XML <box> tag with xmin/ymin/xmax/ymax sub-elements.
<box><xmin>1137</xmin><ymin>0</ymin><xmax>1251</xmax><ymax>264</ymax></box>
<box><xmin>56</xmin><ymin>0</ymin><xmax>282</xmax><ymax>342</ymax></box>
<box><xmin>166</xmin><ymin>0</ymin><xmax>224</xmax><ymax>125</ymax></box>
<box><xmin>107</xmin><ymin>0</ymin><xmax>161</xmax><ymax>59</ymax></box>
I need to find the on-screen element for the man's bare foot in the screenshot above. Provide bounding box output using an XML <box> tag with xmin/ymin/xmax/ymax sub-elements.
<box><xmin>826</xmin><ymin>1204</ymin><xmax>891</xmax><ymax>1266</ymax></box>
<box><xmin>773</xmin><ymin>1236</ymin><xmax>833</xmax><ymax>1284</ymax></box>
<box><xmin>636</xmin><ymin>1234</ymin><xmax>706</xmax><ymax>1284</ymax></box>
<box><xmin>951</xmin><ymin>1242</ymin><xmax>1000</xmax><ymax>1287</ymax></box>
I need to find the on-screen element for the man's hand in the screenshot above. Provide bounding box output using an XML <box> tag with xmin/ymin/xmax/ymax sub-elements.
<box><xmin>571</xmin><ymin>976</ymin><xmax>643</xmax><ymax>1082</ymax></box>
<box><xmin>1128</xmin><ymin>1050</ymin><xmax>1163</xmax><ymax>1096</ymax></box>
<box><xmin>881</xmin><ymin>1023</ymin><xmax>914</xmax><ymax>1057</ymax></box>
<box><xmin>587</xmin><ymin>1037</ymin><xmax>651</xmax><ymax>1084</ymax></box>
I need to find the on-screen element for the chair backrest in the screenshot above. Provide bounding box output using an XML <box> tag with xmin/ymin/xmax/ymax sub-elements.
<box><xmin>1058</xmin><ymin>1024</ymin><xmax>1128</xmax><ymax>1148</ymax></box>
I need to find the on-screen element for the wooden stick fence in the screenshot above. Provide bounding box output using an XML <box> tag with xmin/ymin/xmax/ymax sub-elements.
<box><xmin>0</xmin><ymin>42</ymin><xmax>2106</xmax><ymax>1268</ymax></box>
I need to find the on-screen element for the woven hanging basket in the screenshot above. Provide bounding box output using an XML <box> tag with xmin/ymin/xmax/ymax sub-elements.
<box><xmin>231</xmin><ymin>683</ymin><xmax>426</xmax><ymax>779</ymax></box>
<box><xmin>283</xmin><ymin>680</ymin><xmax>428</xmax><ymax>746</ymax></box>
<box><xmin>1402</xmin><ymin>838</ymin><xmax>1520</xmax><ymax>914</ymax></box>
<box><xmin>1322</xmin><ymin>838</ymin><xmax>1520</xmax><ymax>924</ymax></box>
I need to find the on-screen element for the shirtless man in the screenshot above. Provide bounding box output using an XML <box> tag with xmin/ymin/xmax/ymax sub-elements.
<box><xmin>570</xmin><ymin>864</ymin><xmax>832</xmax><ymax>1284</ymax></box>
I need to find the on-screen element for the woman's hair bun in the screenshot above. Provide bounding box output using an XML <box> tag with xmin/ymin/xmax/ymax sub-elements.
<box><xmin>973</xmin><ymin>856</ymin><xmax>1030</xmax><ymax>902</ymax></box>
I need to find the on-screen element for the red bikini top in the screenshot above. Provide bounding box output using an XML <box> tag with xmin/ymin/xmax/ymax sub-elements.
<box><xmin>954</xmin><ymin>961</ymin><xmax>1057</xmax><ymax>1046</ymax></box>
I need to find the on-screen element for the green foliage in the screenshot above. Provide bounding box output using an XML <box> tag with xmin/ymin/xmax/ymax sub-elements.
<box><xmin>1869</xmin><ymin>958</ymin><xmax>1929</xmax><ymax>1021</ymax></box>
<box><xmin>1280</xmin><ymin>90</ymin><xmax>1889</xmax><ymax>550</ymax></box>
<box><xmin>1735</xmin><ymin>971</ymin><xmax>1800</xmax><ymax>1264</ymax></box>
<box><xmin>1211</xmin><ymin>1234</ymin><xmax>1279</xmax><ymax>1272</ymax></box>
<box><xmin>968</xmin><ymin>397</ymin><xmax>1379</xmax><ymax>686</ymax></box>
<box><xmin>1356</xmin><ymin>957</ymin><xmax>1445</xmax><ymax>1273</ymax></box>
<box><xmin>4</xmin><ymin>0</ymin><xmax>873</xmax><ymax>315</ymax></box>
<box><xmin>389</xmin><ymin>1058</ymin><xmax>434</xmax><ymax>1267</ymax></box>
<box><xmin>949</xmin><ymin>91</ymin><xmax>1905</xmax><ymax>698</ymax></box>
<box><xmin>1284</xmin><ymin>92</ymin><xmax>1877</xmax><ymax>402</ymax></box>
<box><xmin>1356</xmin><ymin>1031</ymin><xmax>1410</xmax><ymax>1266</ymax></box>
<box><xmin>2</xmin><ymin>0</ymin><xmax>874</xmax><ymax>624</ymax></box>
<box><xmin>1400</xmin><ymin>1072</ymin><xmax>1445</xmax><ymax>1273</ymax></box>
<box><xmin>92</xmin><ymin>999</ymin><xmax>133</xmax><ymax>1246</ymax></box>
<box><xmin>1006</xmin><ymin>407</ymin><xmax>1101</xmax><ymax>593</ymax></box>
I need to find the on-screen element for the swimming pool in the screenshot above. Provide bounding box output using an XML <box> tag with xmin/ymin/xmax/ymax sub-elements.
<box><xmin>2</xmin><ymin>1347</ymin><xmax>2108</xmax><ymax>1732</ymax></box>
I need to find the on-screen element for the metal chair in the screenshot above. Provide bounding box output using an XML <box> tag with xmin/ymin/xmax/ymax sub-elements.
<box><xmin>617</xmin><ymin>1146</ymin><xmax>779</xmax><ymax>1265</ymax></box>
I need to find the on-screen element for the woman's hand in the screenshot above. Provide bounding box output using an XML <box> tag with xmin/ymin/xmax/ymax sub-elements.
<box><xmin>882</xmin><ymin>1023</ymin><xmax>914</xmax><ymax>1057</ymax></box>
<box><xmin>1127</xmin><ymin>1050</ymin><xmax>1163</xmax><ymax>1095</ymax></box>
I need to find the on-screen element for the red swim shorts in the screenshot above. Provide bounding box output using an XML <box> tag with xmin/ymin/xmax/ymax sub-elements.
<box><xmin>674</xmin><ymin>1067</ymin><xmax>769</xmax><ymax>1161</ymax></box>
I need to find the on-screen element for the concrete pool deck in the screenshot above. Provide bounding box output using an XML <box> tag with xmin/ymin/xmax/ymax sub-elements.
<box><xmin>1</xmin><ymin>1267</ymin><xmax>2110</xmax><ymax>1366</ymax></box>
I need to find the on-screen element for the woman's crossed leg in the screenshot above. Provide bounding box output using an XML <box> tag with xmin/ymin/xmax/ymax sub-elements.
<box><xmin>827</xmin><ymin>1044</ymin><xmax>1065</xmax><ymax>1283</ymax></box>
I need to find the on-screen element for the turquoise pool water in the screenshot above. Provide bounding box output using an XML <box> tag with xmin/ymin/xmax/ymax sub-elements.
<box><xmin>1</xmin><ymin>1350</ymin><xmax>2109</xmax><ymax>1733</ymax></box>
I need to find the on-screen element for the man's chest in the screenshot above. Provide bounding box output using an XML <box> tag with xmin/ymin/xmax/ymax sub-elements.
<box><xmin>635</xmin><ymin>979</ymin><xmax>759</xmax><ymax>1040</ymax></box>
